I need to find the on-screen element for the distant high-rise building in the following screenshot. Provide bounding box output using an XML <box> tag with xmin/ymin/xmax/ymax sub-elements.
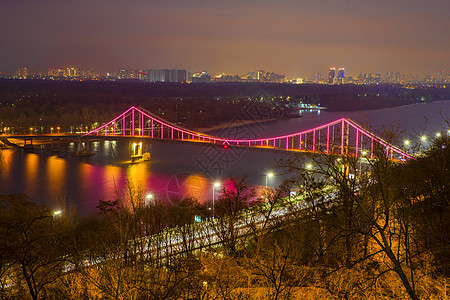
<box><xmin>316</xmin><ymin>72</ymin><xmax>322</xmax><ymax>83</ymax></box>
<box><xmin>337</xmin><ymin>68</ymin><xmax>345</xmax><ymax>84</ymax></box>
<box><xmin>328</xmin><ymin>68</ymin><xmax>336</xmax><ymax>84</ymax></box>
<box><xmin>16</xmin><ymin>67</ymin><xmax>28</xmax><ymax>79</ymax></box>
<box><xmin>145</xmin><ymin>69</ymin><xmax>186</xmax><ymax>82</ymax></box>
<box><xmin>169</xmin><ymin>69</ymin><xmax>187</xmax><ymax>83</ymax></box>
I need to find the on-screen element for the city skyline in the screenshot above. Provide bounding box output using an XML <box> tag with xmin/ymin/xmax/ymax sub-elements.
<box><xmin>1</xmin><ymin>0</ymin><xmax>449</xmax><ymax>77</ymax></box>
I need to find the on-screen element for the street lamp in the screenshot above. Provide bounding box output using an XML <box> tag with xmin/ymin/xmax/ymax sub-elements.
<box><xmin>29</xmin><ymin>127</ymin><xmax>33</xmax><ymax>135</ymax></box>
<box><xmin>145</xmin><ymin>193</ymin><xmax>153</xmax><ymax>206</ymax></box>
<box><xmin>212</xmin><ymin>182</ymin><xmax>220</xmax><ymax>219</ymax></box>
<box><xmin>53</xmin><ymin>210</ymin><xmax>62</xmax><ymax>217</ymax></box>
<box><xmin>265</xmin><ymin>173</ymin><xmax>274</xmax><ymax>201</ymax></box>
<box><xmin>359</xmin><ymin>151</ymin><xmax>367</xmax><ymax>177</ymax></box>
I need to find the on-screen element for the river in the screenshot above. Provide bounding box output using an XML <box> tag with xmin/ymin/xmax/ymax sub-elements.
<box><xmin>0</xmin><ymin>101</ymin><xmax>448</xmax><ymax>215</ymax></box>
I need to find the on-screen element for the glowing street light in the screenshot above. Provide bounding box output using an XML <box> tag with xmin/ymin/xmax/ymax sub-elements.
<box><xmin>212</xmin><ymin>182</ymin><xmax>220</xmax><ymax>219</ymax></box>
<box><xmin>145</xmin><ymin>193</ymin><xmax>153</xmax><ymax>206</ymax></box>
<box><xmin>50</xmin><ymin>127</ymin><xmax>54</xmax><ymax>134</ymax></box>
<box><xmin>29</xmin><ymin>127</ymin><xmax>33</xmax><ymax>135</ymax></box>
<box><xmin>435</xmin><ymin>132</ymin><xmax>441</xmax><ymax>138</ymax></box>
<box><xmin>305</xmin><ymin>163</ymin><xmax>313</xmax><ymax>170</ymax></box>
<box><xmin>57</xmin><ymin>126</ymin><xmax>60</xmax><ymax>133</ymax></box>
<box><xmin>53</xmin><ymin>210</ymin><xmax>62</xmax><ymax>217</ymax></box>
<box><xmin>403</xmin><ymin>139</ymin><xmax>410</xmax><ymax>146</ymax></box>
<box><xmin>421</xmin><ymin>135</ymin><xmax>427</xmax><ymax>142</ymax></box>
<box><xmin>265</xmin><ymin>172</ymin><xmax>274</xmax><ymax>201</ymax></box>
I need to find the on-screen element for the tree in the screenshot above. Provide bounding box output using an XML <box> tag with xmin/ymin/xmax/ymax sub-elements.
<box><xmin>212</xmin><ymin>177</ymin><xmax>255</xmax><ymax>256</ymax></box>
<box><xmin>275</xmin><ymin>126</ymin><xmax>441</xmax><ymax>299</ymax></box>
<box><xmin>0</xmin><ymin>194</ymin><xmax>71</xmax><ymax>300</ymax></box>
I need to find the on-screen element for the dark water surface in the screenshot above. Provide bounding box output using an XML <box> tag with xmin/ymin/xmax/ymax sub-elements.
<box><xmin>1</xmin><ymin>101</ymin><xmax>448</xmax><ymax>215</ymax></box>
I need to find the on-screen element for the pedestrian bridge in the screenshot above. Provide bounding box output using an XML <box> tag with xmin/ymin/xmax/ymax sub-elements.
<box><xmin>83</xmin><ymin>106</ymin><xmax>414</xmax><ymax>161</ymax></box>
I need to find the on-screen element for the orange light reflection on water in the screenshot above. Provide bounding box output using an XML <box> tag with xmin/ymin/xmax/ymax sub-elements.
<box><xmin>103</xmin><ymin>164</ymin><xmax>124</xmax><ymax>200</ymax></box>
<box><xmin>24</xmin><ymin>153</ymin><xmax>39</xmax><ymax>197</ymax></box>
<box><xmin>165</xmin><ymin>173</ymin><xmax>209</xmax><ymax>203</ymax></box>
<box><xmin>46</xmin><ymin>156</ymin><xmax>66</xmax><ymax>200</ymax></box>
<box><xmin>0</xmin><ymin>150</ymin><xmax>14</xmax><ymax>186</ymax></box>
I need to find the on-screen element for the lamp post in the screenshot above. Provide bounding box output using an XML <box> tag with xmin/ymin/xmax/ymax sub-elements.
<box><xmin>145</xmin><ymin>193</ymin><xmax>153</xmax><ymax>206</ymax></box>
<box><xmin>359</xmin><ymin>151</ymin><xmax>367</xmax><ymax>177</ymax></box>
<box><xmin>212</xmin><ymin>182</ymin><xmax>220</xmax><ymax>219</ymax></box>
<box><xmin>265</xmin><ymin>173</ymin><xmax>274</xmax><ymax>201</ymax></box>
<box><xmin>420</xmin><ymin>135</ymin><xmax>427</xmax><ymax>154</ymax></box>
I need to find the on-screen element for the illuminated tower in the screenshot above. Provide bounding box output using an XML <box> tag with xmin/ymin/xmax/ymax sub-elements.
<box><xmin>337</xmin><ymin>68</ymin><xmax>345</xmax><ymax>84</ymax></box>
<box><xmin>328</xmin><ymin>68</ymin><xmax>335</xmax><ymax>84</ymax></box>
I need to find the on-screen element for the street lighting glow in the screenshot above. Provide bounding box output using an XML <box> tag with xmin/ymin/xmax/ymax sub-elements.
<box><xmin>145</xmin><ymin>193</ymin><xmax>154</xmax><ymax>206</ymax></box>
<box><xmin>435</xmin><ymin>132</ymin><xmax>441</xmax><ymax>138</ymax></box>
<box><xmin>362</xmin><ymin>151</ymin><xmax>367</xmax><ymax>156</ymax></box>
<box><xmin>421</xmin><ymin>135</ymin><xmax>427</xmax><ymax>142</ymax></box>
<box><xmin>212</xmin><ymin>181</ymin><xmax>221</xmax><ymax>219</ymax></box>
<box><xmin>53</xmin><ymin>210</ymin><xmax>62</xmax><ymax>216</ymax></box>
<box><xmin>265</xmin><ymin>173</ymin><xmax>274</xmax><ymax>202</ymax></box>
<box><xmin>306</xmin><ymin>163</ymin><xmax>312</xmax><ymax>170</ymax></box>
<box><xmin>404</xmin><ymin>139</ymin><xmax>410</xmax><ymax>146</ymax></box>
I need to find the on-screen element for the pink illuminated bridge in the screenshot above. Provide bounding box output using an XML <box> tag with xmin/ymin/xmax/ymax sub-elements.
<box><xmin>85</xmin><ymin>106</ymin><xmax>414</xmax><ymax>161</ymax></box>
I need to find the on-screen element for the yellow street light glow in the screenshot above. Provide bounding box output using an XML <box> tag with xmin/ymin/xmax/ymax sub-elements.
<box><xmin>53</xmin><ymin>210</ymin><xmax>62</xmax><ymax>216</ymax></box>
<box><xmin>214</xmin><ymin>182</ymin><xmax>221</xmax><ymax>188</ymax></box>
<box><xmin>146</xmin><ymin>194</ymin><xmax>153</xmax><ymax>200</ymax></box>
<box><xmin>362</xmin><ymin>151</ymin><xmax>367</xmax><ymax>156</ymax></box>
<box><xmin>421</xmin><ymin>135</ymin><xmax>427</xmax><ymax>142</ymax></box>
<box><xmin>306</xmin><ymin>163</ymin><xmax>312</xmax><ymax>169</ymax></box>
<box><xmin>436</xmin><ymin>132</ymin><xmax>441</xmax><ymax>137</ymax></box>
<box><xmin>267</xmin><ymin>172</ymin><xmax>274</xmax><ymax>177</ymax></box>
<box><xmin>404</xmin><ymin>139</ymin><xmax>410</xmax><ymax>145</ymax></box>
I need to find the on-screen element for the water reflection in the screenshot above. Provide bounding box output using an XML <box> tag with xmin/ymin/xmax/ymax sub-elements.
<box><xmin>46</xmin><ymin>156</ymin><xmax>66</xmax><ymax>200</ymax></box>
<box><xmin>0</xmin><ymin>149</ymin><xmax>14</xmax><ymax>187</ymax></box>
<box><xmin>165</xmin><ymin>173</ymin><xmax>208</xmax><ymax>202</ymax></box>
<box><xmin>126</xmin><ymin>163</ymin><xmax>149</xmax><ymax>188</ymax></box>
<box><xmin>24</xmin><ymin>153</ymin><xmax>39</xmax><ymax>197</ymax></box>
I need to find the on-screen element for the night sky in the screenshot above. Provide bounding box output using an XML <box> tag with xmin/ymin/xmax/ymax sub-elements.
<box><xmin>1</xmin><ymin>0</ymin><xmax>449</xmax><ymax>77</ymax></box>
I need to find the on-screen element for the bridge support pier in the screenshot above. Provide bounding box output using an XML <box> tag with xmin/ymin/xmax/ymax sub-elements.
<box><xmin>51</xmin><ymin>138</ymin><xmax>61</xmax><ymax>153</ymax></box>
<box><xmin>23</xmin><ymin>138</ymin><xmax>34</xmax><ymax>150</ymax></box>
<box><xmin>72</xmin><ymin>139</ymin><xmax>94</xmax><ymax>157</ymax></box>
